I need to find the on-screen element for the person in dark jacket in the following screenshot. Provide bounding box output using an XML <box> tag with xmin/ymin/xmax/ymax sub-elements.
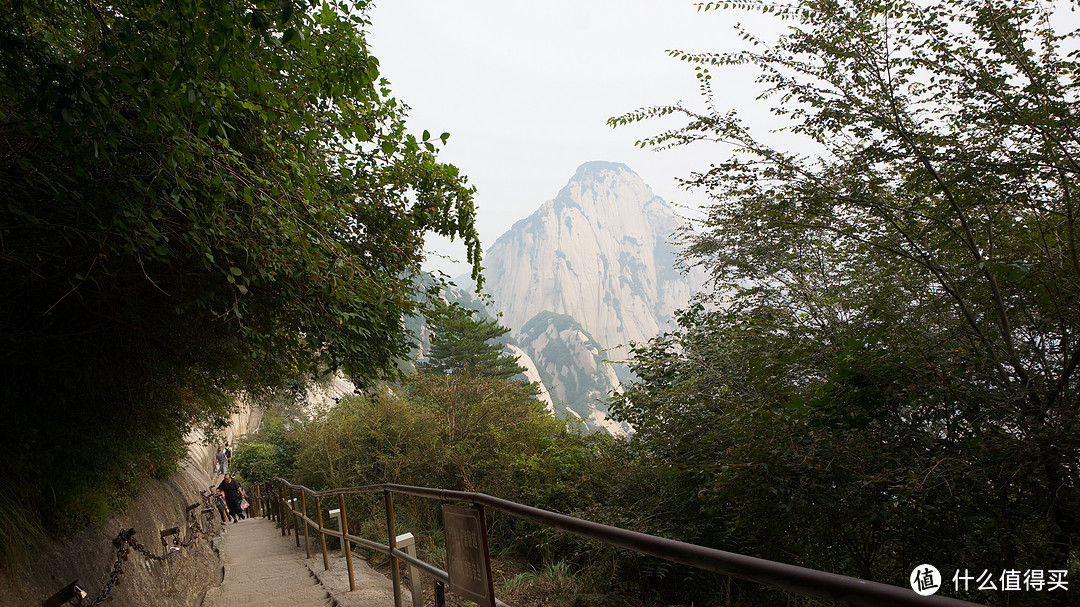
<box><xmin>217</xmin><ymin>473</ymin><xmax>246</xmax><ymax>522</ymax></box>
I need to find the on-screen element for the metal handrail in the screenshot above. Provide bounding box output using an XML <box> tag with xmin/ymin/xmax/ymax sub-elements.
<box><xmin>261</xmin><ymin>478</ymin><xmax>983</xmax><ymax>607</ymax></box>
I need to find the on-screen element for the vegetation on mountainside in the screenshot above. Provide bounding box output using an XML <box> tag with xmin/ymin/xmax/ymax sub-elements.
<box><xmin>0</xmin><ymin>0</ymin><xmax>479</xmax><ymax>552</ymax></box>
<box><xmin>519</xmin><ymin>311</ymin><xmax>615</xmax><ymax>419</ymax></box>
<box><xmin>608</xmin><ymin>0</ymin><xmax>1080</xmax><ymax>604</ymax></box>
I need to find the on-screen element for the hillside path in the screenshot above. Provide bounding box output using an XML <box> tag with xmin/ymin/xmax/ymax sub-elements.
<box><xmin>201</xmin><ymin>516</ymin><xmax>402</xmax><ymax>607</ymax></box>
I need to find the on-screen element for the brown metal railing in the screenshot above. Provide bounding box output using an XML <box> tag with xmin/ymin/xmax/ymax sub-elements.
<box><xmin>253</xmin><ymin>478</ymin><xmax>984</xmax><ymax>607</ymax></box>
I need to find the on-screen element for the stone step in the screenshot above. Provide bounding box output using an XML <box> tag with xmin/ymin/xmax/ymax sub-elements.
<box><xmin>202</xmin><ymin>516</ymin><xmax>402</xmax><ymax>607</ymax></box>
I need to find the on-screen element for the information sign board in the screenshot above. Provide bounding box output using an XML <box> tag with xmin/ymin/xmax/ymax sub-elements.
<box><xmin>441</xmin><ymin>504</ymin><xmax>495</xmax><ymax>606</ymax></box>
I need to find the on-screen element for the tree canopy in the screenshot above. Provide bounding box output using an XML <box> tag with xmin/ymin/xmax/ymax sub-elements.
<box><xmin>611</xmin><ymin>0</ymin><xmax>1080</xmax><ymax>603</ymax></box>
<box><xmin>0</xmin><ymin>0</ymin><xmax>480</xmax><ymax>542</ymax></box>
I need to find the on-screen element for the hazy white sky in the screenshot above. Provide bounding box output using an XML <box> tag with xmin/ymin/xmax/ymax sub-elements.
<box><xmin>367</xmin><ymin>1</ymin><xmax>778</xmax><ymax>276</ymax></box>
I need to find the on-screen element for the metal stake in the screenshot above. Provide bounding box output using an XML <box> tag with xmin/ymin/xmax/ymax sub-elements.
<box><xmin>385</xmin><ymin>490</ymin><xmax>402</xmax><ymax>607</ymax></box>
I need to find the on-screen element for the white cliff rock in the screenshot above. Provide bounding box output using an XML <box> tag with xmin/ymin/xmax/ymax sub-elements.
<box><xmin>506</xmin><ymin>343</ymin><xmax>555</xmax><ymax>411</ymax></box>
<box><xmin>484</xmin><ymin>161</ymin><xmax>705</xmax><ymax>364</ymax></box>
<box><xmin>480</xmin><ymin>162</ymin><xmax>705</xmax><ymax>431</ymax></box>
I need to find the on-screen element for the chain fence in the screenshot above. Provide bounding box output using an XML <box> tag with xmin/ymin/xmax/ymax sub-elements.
<box><xmin>43</xmin><ymin>489</ymin><xmax>226</xmax><ymax>607</ymax></box>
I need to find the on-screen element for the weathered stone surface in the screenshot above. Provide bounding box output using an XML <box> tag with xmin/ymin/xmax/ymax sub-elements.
<box><xmin>505</xmin><ymin>343</ymin><xmax>555</xmax><ymax>411</ymax></box>
<box><xmin>481</xmin><ymin>162</ymin><xmax>704</xmax><ymax>429</ymax></box>
<box><xmin>484</xmin><ymin>161</ymin><xmax>704</xmax><ymax>355</ymax></box>
<box><xmin>0</xmin><ymin>460</ymin><xmax>224</xmax><ymax>607</ymax></box>
<box><xmin>202</xmin><ymin>517</ymin><xmax>399</xmax><ymax>607</ymax></box>
<box><xmin>514</xmin><ymin>311</ymin><xmax>627</xmax><ymax>434</ymax></box>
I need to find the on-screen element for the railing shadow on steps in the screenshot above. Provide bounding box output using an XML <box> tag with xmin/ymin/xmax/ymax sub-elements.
<box><xmin>249</xmin><ymin>478</ymin><xmax>984</xmax><ymax>607</ymax></box>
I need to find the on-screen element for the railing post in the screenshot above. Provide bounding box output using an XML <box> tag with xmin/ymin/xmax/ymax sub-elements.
<box><xmin>434</xmin><ymin>580</ymin><xmax>446</xmax><ymax>607</ymax></box>
<box><xmin>301</xmin><ymin>491</ymin><xmax>311</xmax><ymax>558</ymax></box>
<box><xmin>385</xmin><ymin>490</ymin><xmax>402</xmax><ymax>607</ymax></box>
<box><xmin>291</xmin><ymin>496</ymin><xmax>300</xmax><ymax>546</ymax></box>
<box><xmin>475</xmin><ymin>504</ymin><xmax>496</xmax><ymax>607</ymax></box>
<box><xmin>279</xmin><ymin>481</ymin><xmax>287</xmax><ymax>536</ymax></box>
<box><xmin>339</xmin><ymin>493</ymin><xmax>356</xmax><ymax>592</ymax></box>
<box><xmin>316</xmin><ymin>496</ymin><xmax>329</xmax><ymax>571</ymax></box>
<box><xmin>328</xmin><ymin>508</ymin><xmax>346</xmax><ymax>556</ymax></box>
<box><xmin>276</xmin><ymin>481</ymin><xmax>283</xmax><ymax>524</ymax></box>
<box><xmin>397</xmin><ymin>532</ymin><xmax>423</xmax><ymax>607</ymax></box>
<box><xmin>285</xmin><ymin>486</ymin><xmax>293</xmax><ymax>533</ymax></box>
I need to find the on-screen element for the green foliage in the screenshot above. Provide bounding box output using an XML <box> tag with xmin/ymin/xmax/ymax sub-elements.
<box><xmin>0</xmin><ymin>0</ymin><xmax>480</xmax><ymax>545</ymax></box>
<box><xmin>231</xmin><ymin>442</ymin><xmax>285</xmax><ymax>484</ymax></box>
<box><xmin>500</xmin><ymin>561</ymin><xmax>584</xmax><ymax>607</ymax></box>
<box><xmin>294</xmin><ymin>389</ymin><xmax>443</xmax><ymax>489</ymax></box>
<box><xmin>0</xmin><ymin>485</ymin><xmax>42</xmax><ymax>575</ymax></box>
<box><xmin>289</xmin><ymin>373</ymin><xmax>609</xmax><ymax>504</ymax></box>
<box><xmin>420</xmin><ymin>299</ymin><xmax>529</xmax><ymax>382</ymax></box>
<box><xmin>249</xmin><ymin>372</ymin><xmax>618</xmax><ymax>575</ymax></box>
<box><xmin>610</xmin><ymin>0</ymin><xmax>1080</xmax><ymax>603</ymax></box>
<box><xmin>520</xmin><ymin>310</ymin><xmax>588</xmax><ymax>338</ymax></box>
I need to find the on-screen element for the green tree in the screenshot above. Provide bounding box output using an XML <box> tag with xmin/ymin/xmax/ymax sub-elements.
<box><xmin>612</xmin><ymin>304</ymin><xmax>1010</xmax><ymax>603</ymax></box>
<box><xmin>0</xmin><ymin>0</ymin><xmax>480</xmax><ymax>541</ymax></box>
<box><xmin>421</xmin><ymin>300</ymin><xmax>528</xmax><ymax>381</ymax></box>
<box><xmin>233</xmin><ymin>414</ymin><xmax>300</xmax><ymax>483</ymax></box>
<box><xmin>611</xmin><ymin>0</ymin><xmax>1080</xmax><ymax>603</ymax></box>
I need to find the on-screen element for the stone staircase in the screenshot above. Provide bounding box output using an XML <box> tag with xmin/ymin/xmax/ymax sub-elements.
<box><xmin>201</xmin><ymin>517</ymin><xmax>402</xmax><ymax>607</ymax></box>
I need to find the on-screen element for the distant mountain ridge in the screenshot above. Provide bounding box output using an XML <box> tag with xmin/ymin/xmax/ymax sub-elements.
<box><xmin>480</xmin><ymin>161</ymin><xmax>706</xmax><ymax>430</ymax></box>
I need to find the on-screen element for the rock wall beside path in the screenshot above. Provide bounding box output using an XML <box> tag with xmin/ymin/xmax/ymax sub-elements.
<box><xmin>190</xmin><ymin>398</ymin><xmax>264</xmax><ymax>481</ymax></box>
<box><xmin>0</xmin><ymin>460</ymin><xmax>224</xmax><ymax>607</ymax></box>
<box><xmin>0</xmin><ymin>403</ymin><xmax>263</xmax><ymax>607</ymax></box>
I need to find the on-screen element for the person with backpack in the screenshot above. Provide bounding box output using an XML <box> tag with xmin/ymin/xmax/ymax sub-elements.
<box><xmin>215</xmin><ymin>447</ymin><xmax>228</xmax><ymax>474</ymax></box>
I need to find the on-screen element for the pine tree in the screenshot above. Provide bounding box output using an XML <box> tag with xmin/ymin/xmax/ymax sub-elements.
<box><xmin>422</xmin><ymin>301</ymin><xmax>527</xmax><ymax>380</ymax></box>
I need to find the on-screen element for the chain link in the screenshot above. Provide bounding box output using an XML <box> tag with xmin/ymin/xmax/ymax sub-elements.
<box><xmin>60</xmin><ymin>488</ymin><xmax>233</xmax><ymax>607</ymax></box>
<box><xmin>79</xmin><ymin>529</ymin><xmax>132</xmax><ymax>607</ymax></box>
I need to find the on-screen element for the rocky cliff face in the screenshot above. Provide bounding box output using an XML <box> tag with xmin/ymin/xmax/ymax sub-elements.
<box><xmin>516</xmin><ymin>311</ymin><xmax>628</xmax><ymax>434</ymax></box>
<box><xmin>484</xmin><ymin>161</ymin><xmax>703</xmax><ymax>360</ymax></box>
<box><xmin>481</xmin><ymin>162</ymin><xmax>705</xmax><ymax>430</ymax></box>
